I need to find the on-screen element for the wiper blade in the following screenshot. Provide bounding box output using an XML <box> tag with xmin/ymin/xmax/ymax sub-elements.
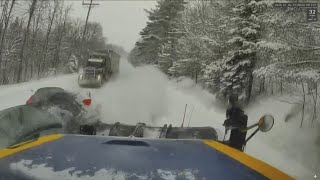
<box><xmin>8</xmin><ymin>123</ymin><xmax>62</xmax><ymax>148</ymax></box>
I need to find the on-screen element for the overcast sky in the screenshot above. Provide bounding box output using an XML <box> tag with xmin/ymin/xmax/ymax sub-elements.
<box><xmin>68</xmin><ymin>1</ymin><xmax>157</xmax><ymax>52</ymax></box>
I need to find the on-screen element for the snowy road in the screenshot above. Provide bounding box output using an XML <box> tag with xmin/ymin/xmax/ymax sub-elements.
<box><xmin>0</xmin><ymin>59</ymin><xmax>318</xmax><ymax>179</ymax></box>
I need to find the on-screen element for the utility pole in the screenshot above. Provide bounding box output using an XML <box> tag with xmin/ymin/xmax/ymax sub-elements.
<box><xmin>80</xmin><ymin>0</ymin><xmax>99</xmax><ymax>67</ymax></box>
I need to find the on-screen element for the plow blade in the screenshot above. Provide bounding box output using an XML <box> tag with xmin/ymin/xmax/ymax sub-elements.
<box><xmin>87</xmin><ymin>122</ymin><xmax>218</xmax><ymax>140</ymax></box>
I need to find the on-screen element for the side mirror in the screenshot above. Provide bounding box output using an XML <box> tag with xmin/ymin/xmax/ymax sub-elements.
<box><xmin>241</xmin><ymin>114</ymin><xmax>275</xmax><ymax>150</ymax></box>
<box><xmin>258</xmin><ymin>115</ymin><xmax>274</xmax><ymax>132</ymax></box>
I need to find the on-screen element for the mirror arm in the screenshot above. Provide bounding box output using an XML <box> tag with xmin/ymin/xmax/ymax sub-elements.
<box><xmin>241</xmin><ymin>122</ymin><xmax>259</xmax><ymax>132</ymax></box>
<box><xmin>244</xmin><ymin>128</ymin><xmax>260</xmax><ymax>144</ymax></box>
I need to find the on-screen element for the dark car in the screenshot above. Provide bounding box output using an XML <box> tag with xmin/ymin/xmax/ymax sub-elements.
<box><xmin>26</xmin><ymin>87</ymin><xmax>100</xmax><ymax>133</ymax></box>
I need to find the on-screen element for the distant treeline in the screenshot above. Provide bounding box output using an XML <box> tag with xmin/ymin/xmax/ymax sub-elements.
<box><xmin>0</xmin><ymin>0</ymin><xmax>125</xmax><ymax>85</ymax></box>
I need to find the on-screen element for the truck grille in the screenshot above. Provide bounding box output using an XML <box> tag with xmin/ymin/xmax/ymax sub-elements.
<box><xmin>83</xmin><ymin>67</ymin><xmax>103</xmax><ymax>79</ymax></box>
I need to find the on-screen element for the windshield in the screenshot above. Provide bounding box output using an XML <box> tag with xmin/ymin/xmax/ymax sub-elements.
<box><xmin>0</xmin><ymin>105</ymin><xmax>63</xmax><ymax>149</ymax></box>
<box><xmin>86</xmin><ymin>61</ymin><xmax>103</xmax><ymax>68</ymax></box>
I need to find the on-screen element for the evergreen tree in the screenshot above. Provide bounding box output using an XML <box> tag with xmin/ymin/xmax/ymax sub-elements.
<box><xmin>128</xmin><ymin>41</ymin><xmax>142</xmax><ymax>66</ymax></box>
<box><xmin>135</xmin><ymin>0</ymin><xmax>186</xmax><ymax>66</ymax></box>
<box><xmin>219</xmin><ymin>0</ymin><xmax>264</xmax><ymax>103</ymax></box>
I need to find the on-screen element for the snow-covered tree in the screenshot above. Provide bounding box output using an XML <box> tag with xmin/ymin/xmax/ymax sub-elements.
<box><xmin>203</xmin><ymin>60</ymin><xmax>223</xmax><ymax>93</ymax></box>
<box><xmin>219</xmin><ymin>0</ymin><xmax>266</xmax><ymax>103</ymax></box>
<box><xmin>135</xmin><ymin>0</ymin><xmax>186</xmax><ymax>65</ymax></box>
<box><xmin>163</xmin><ymin>0</ymin><xmax>228</xmax><ymax>82</ymax></box>
<box><xmin>128</xmin><ymin>45</ymin><xmax>141</xmax><ymax>66</ymax></box>
<box><xmin>61</xmin><ymin>54</ymin><xmax>78</xmax><ymax>74</ymax></box>
<box><xmin>133</xmin><ymin>0</ymin><xmax>320</xmax><ymax>108</ymax></box>
<box><xmin>0</xmin><ymin>0</ymin><xmax>108</xmax><ymax>84</ymax></box>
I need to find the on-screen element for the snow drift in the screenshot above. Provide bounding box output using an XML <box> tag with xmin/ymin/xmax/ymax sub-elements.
<box><xmin>0</xmin><ymin>59</ymin><xmax>318</xmax><ymax>179</ymax></box>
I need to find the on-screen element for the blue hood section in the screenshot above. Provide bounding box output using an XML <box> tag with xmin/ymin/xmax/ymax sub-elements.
<box><xmin>0</xmin><ymin>135</ymin><xmax>267</xmax><ymax>180</ymax></box>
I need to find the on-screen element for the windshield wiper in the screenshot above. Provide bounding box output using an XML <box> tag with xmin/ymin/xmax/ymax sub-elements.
<box><xmin>8</xmin><ymin>123</ymin><xmax>62</xmax><ymax>148</ymax></box>
<box><xmin>8</xmin><ymin>133</ymin><xmax>40</xmax><ymax>149</ymax></box>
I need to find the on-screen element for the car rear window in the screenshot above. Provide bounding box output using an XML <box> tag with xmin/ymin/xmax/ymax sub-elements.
<box><xmin>32</xmin><ymin>87</ymin><xmax>65</xmax><ymax>103</ymax></box>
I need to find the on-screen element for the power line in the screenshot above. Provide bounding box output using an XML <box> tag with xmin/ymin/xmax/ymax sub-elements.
<box><xmin>80</xmin><ymin>0</ymin><xmax>99</xmax><ymax>66</ymax></box>
<box><xmin>82</xmin><ymin>0</ymin><xmax>99</xmax><ymax>42</ymax></box>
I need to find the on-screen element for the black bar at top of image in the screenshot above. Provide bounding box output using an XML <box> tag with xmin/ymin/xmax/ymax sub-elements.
<box><xmin>273</xmin><ymin>3</ymin><xmax>318</xmax><ymax>8</ymax></box>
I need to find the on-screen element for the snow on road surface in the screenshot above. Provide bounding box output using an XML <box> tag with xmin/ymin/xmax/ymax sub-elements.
<box><xmin>11</xmin><ymin>159</ymin><xmax>198</xmax><ymax>180</ymax></box>
<box><xmin>0</xmin><ymin>59</ymin><xmax>318</xmax><ymax>179</ymax></box>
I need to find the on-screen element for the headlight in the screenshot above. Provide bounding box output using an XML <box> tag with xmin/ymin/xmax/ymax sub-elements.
<box><xmin>97</xmin><ymin>75</ymin><xmax>101</xmax><ymax>80</ymax></box>
<box><xmin>79</xmin><ymin>74</ymin><xmax>83</xmax><ymax>80</ymax></box>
